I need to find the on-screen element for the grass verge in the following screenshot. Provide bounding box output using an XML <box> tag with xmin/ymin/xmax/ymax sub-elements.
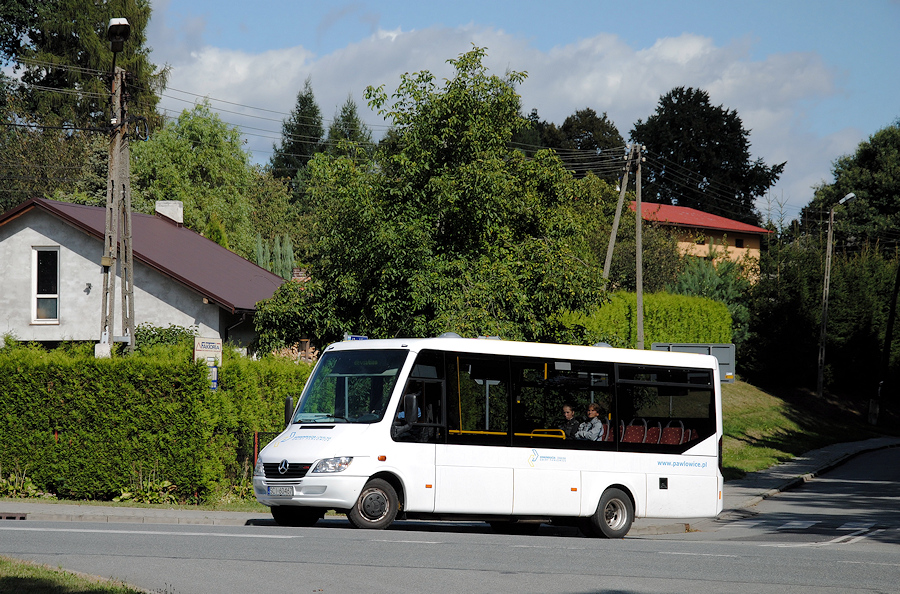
<box><xmin>0</xmin><ymin>556</ymin><xmax>144</xmax><ymax>593</ymax></box>
<box><xmin>721</xmin><ymin>380</ymin><xmax>897</xmax><ymax>480</ymax></box>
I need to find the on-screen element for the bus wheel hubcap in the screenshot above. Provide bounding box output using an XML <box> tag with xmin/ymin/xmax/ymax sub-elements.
<box><xmin>605</xmin><ymin>499</ymin><xmax>626</xmax><ymax>529</ymax></box>
<box><xmin>361</xmin><ymin>490</ymin><xmax>387</xmax><ymax>520</ymax></box>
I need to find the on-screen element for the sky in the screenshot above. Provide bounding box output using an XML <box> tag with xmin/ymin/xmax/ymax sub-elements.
<box><xmin>145</xmin><ymin>0</ymin><xmax>900</xmax><ymax>222</ymax></box>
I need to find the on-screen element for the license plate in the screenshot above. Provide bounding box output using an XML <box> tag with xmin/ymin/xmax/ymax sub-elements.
<box><xmin>267</xmin><ymin>486</ymin><xmax>293</xmax><ymax>496</ymax></box>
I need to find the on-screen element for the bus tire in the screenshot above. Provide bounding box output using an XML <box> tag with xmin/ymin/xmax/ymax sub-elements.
<box><xmin>271</xmin><ymin>506</ymin><xmax>323</xmax><ymax>527</ymax></box>
<box><xmin>591</xmin><ymin>488</ymin><xmax>634</xmax><ymax>538</ymax></box>
<box><xmin>348</xmin><ymin>478</ymin><xmax>398</xmax><ymax>530</ymax></box>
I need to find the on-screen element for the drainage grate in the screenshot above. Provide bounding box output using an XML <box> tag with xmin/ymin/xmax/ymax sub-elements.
<box><xmin>0</xmin><ymin>513</ymin><xmax>27</xmax><ymax>520</ymax></box>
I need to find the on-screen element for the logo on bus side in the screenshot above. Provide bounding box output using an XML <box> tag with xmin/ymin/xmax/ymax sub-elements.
<box><xmin>528</xmin><ymin>449</ymin><xmax>567</xmax><ymax>467</ymax></box>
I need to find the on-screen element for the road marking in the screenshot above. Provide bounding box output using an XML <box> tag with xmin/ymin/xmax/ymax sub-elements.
<box><xmin>372</xmin><ymin>538</ymin><xmax>444</xmax><ymax>544</ymax></box>
<box><xmin>760</xmin><ymin>528</ymin><xmax>872</xmax><ymax>548</ymax></box>
<box><xmin>659</xmin><ymin>552</ymin><xmax>739</xmax><ymax>558</ymax></box>
<box><xmin>838</xmin><ymin>522</ymin><xmax>874</xmax><ymax>530</ymax></box>
<box><xmin>0</xmin><ymin>526</ymin><xmax>301</xmax><ymax>539</ymax></box>
<box><xmin>776</xmin><ymin>521</ymin><xmax>818</xmax><ymax>530</ymax></box>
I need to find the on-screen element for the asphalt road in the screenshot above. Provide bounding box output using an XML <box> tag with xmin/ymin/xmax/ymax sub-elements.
<box><xmin>1</xmin><ymin>447</ymin><xmax>898</xmax><ymax>594</ymax></box>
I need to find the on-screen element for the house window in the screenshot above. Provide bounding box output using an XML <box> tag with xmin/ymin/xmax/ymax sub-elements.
<box><xmin>735</xmin><ymin>238</ymin><xmax>745</xmax><ymax>248</ymax></box>
<box><xmin>33</xmin><ymin>247</ymin><xmax>59</xmax><ymax>323</ymax></box>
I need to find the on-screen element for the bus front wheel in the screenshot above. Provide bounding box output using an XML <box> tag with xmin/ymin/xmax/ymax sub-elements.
<box><xmin>590</xmin><ymin>488</ymin><xmax>634</xmax><ymax>538</ymax></box>
<box><xmin>348</xmin><ymin>478</ymin><xmax>398</xmax><ymax>529</ymax></box>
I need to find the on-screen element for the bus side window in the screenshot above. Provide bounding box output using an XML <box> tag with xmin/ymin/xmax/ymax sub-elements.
<box><xmin>447</xmin><ymin>354</ymin><xmax>509</xmax><ymax>446</ymax></box>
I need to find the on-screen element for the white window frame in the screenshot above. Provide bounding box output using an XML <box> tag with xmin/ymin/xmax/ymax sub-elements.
<box><xmin>32</xmin><ymin>246</ymin><xmax>60</xmax><ymax>325</ymax></box>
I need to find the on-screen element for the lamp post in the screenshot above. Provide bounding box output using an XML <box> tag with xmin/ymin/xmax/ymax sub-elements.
<box><xmin>98</xmin><ymin>18</ymin><xmax>134</xmax><ymax>357</ymax></box>
<box><xmin>817</xmin><ymin>192</ymin><xmax>855</xmax><ymax>397</ymax></box>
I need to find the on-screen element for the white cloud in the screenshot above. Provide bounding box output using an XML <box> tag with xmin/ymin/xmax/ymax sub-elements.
<box><xmin>152</xmin><ymin>25</ymin><xmax>850</xmax><ymax>217</ymax></box>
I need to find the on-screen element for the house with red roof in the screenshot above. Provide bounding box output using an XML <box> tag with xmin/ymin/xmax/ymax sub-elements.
<box><xmin>630</xmin><ymin>202</ymin><xmax>771</xmax><ymax>262</ymax></box>
<box><xmin>0</xmin><ymin>198</ymin><xmax>285</xmax><ymax>348</ymax></box>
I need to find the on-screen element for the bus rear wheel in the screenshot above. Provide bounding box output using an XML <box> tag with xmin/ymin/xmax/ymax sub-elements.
<box><xmin>271</xmin><ymin>506</ymin><xmax>323</xmax><ymax>527</ymax></box>
<box><xmin>348</xmin><ymin>478</ymin><xmax>398</xmax><ymax>530</ymax></box>
<box><xmin>590</xmin><ymin>488</ymin><xmax>634</xmax><ymax>538</ymax></box>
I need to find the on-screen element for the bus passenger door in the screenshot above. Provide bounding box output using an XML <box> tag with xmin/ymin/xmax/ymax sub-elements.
<box><xmin>435</xmin><ymin>354</ymin><xmax>514</xmax><ymax>515</ymax></box>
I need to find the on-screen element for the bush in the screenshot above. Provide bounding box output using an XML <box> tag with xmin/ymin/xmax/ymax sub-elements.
<box><xmin>0</xmin><ymin>341</ymin><xmax>312</xmax><ymax>502</ymax></box>
<box><xmin>562</xmin><ymin>292</ymin><xmax>732</xmax><ymax>347</ymax></box>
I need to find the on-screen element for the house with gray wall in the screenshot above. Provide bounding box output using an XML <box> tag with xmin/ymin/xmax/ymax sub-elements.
<box><xmin>0</xmin><ymin>198</ymin><xmax>284</xmax><ymax>348</ymax></box>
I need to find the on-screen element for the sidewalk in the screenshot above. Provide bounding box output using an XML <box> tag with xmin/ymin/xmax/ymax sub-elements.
<box><xmin>2</xmin><ymin>436</ymin><xmax>898</xmax><ymax>533</ymax></box>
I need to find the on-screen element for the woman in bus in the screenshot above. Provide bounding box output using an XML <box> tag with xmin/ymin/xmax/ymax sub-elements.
<box><xmin>559</xmin><ymin>404</ymin><xmax>581</xmax><ymax>439</ymax></box>
<box><xmin>574</xmin><ymin>402</ymin><xmax>605</xmax><ymax>441</ymax></box>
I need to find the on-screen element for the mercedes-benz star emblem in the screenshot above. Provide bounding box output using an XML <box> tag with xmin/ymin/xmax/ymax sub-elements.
<box><xmin>278</xmin><ymin>459</ymin><xmax>289</xmax><ymax>475</ymax></box>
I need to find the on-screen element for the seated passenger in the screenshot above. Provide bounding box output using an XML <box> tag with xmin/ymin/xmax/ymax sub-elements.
<box><xmin>558</xmin><ymin>404</ymin><xmax>580</xmax><ymax>439</ymax></box>
<box><xmin>574</xmin><ymin>403</ymin><xmax>605</xmax><ymax>441</ymax></box>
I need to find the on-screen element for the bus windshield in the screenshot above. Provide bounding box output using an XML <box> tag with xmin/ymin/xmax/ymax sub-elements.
<box><xmin>293</xmin><ymin>349</ymin><xmax>409</xmax><ymax>424</ymax></box>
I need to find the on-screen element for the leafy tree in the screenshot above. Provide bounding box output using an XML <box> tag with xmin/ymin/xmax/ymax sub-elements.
<box><xmin>270</xmin><ymin>77</ymin><xmax>324</xmax><ymax>185</ymax></box>
<box><xmin>605</xmin><ymin>220</ymin><xmax>684</xmax><ymax>294</ymax></box>
<box><xmin>131</xmin><ymin>101</ymin><xmax>256</xmax><ymax>258</ymax></box>
<box><xmin>631</xmin><ymin>87</ymin><xmax>784</xmax><ymax>225</ymax></box>
<box><xmin>325</xmin><ymin>94</ymin><xmax>373</xmax><ymax>160</ymax></box>
<box><xmin>255</xmin><ymin>47</ymin><xmax>610</xmax><ymax>350</ymax></box>
<box><xmin>804</xmin><ymin>121</ymin><xmax>900</xmax><ymax>246</ymax></box>
<box><xmin>0</xmin><ymin>87</ymin><xmax>111</xmax><ymax>211</ymax></box>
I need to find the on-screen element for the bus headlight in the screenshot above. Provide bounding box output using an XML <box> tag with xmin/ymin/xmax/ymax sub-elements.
<box><xmin>311</xmin><ymin>456</ymin><xmax>353</xmax><ymax>473</ymax></box>
<box><xmin>253</xmin><ymin>457</ymin><xmax>264</xmax><ymax>477</ymax></box>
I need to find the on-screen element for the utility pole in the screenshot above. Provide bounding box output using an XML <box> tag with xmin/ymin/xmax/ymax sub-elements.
<box><xmin>816</xmin><ymin>192</ymin><xmax>855</xmax><ymax>397</ymax></box>
<box><xmin>603</xmin><ymin>145</ymin><xmax>637</xmax><ymax>279</ymax></box>
<box><xmin>98</xmin><ymin>19</ymin><xmax>134</xmax><ymax>356</ymax></box>
<box><xmin>601</xmin><ymin>144</ymin><xmax>645</xmax><ymax>349</ymax></box>
<box><xmin>635</xmin><ymin>145</ymin><xmax>645</xmax><ymax>350</ymax></box>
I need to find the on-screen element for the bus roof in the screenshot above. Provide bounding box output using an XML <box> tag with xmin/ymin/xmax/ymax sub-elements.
<box><xmin>323</xmin><ymin>337</ymin><xmax>720</xmax><ymax>370</ymax></box>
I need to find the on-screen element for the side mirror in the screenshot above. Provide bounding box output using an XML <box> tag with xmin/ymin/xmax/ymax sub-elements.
<box><xmin>403</xmin><ymin>392</ymin><xmax>418</xmax><ymax>425</ymax></box>
<box><xmin>284</xmin><ymin>396</ymin><xmax>294</xmax><ymax>428</ymax></box>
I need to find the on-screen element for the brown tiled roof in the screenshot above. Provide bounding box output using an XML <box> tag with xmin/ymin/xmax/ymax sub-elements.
<box><xmin>1</xmin><ymin>198</ymin><xmax>284</xmax><ymax>313</ymax></box>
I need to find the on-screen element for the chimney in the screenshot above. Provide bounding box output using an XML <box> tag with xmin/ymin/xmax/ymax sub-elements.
<box><xmin>155</xmin><ymin>200</ymin><xmax>184</xmax><ymax>224</ymax></box>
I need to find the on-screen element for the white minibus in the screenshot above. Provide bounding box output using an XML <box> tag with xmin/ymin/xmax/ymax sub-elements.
<box><xmin>253</xmin><ymin>336</ymin><xmax>723</xmax><ymax>537</ymax></box>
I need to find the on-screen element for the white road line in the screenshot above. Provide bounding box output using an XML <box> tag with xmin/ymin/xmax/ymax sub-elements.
<box><xmin>0</xmin><ymin>526</ymin><xmax>301</xmax><ymax>539</ymax></box>
<box><xmin>776</xmin><ymin>521</ymin><xmax>819</xmax><ymax>530</ymax></box>
<box><xmin>760</xmin><ymin>528</ymin><xmax>871</xmax><ymax>548</ymax></box>
<box><xmin>838</xmin><ymin>522</ymin><xmax>874</xmax><ymax>531</ymax></box>
<box><xmin>372</xmin><ymin>538</ymin><xmax>444</xmax><ymax>544</ymax></box>
<box><xmin>659</xmin><ymin>552</ymin><xmax>739</xmax><ymax>558</ymax></box>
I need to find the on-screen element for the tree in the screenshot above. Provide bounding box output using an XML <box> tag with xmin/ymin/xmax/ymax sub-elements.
<box><xmin>0</xmin><ymin>84</ymin><xmax>113</xmax><ymax>211</ymax></box>
<box><xmin>9</xmin><ymin>0</ymin><xmax>166</xmax><ymax>128</ymax></box>
<box><xmin>270</xmin><ymin>77</ymin><xmax>324</xmax><ymax>184</ymax></box>
<box><xmin>667</xmin><ymin>251</ymin><xmax>752</xmax><ymax>353</ymax></box>
<box><xmin>325</xmin><ymin>94</ymin><xmax>373</xmax><ymax>160</ymax></box>
<box><xmin>631</xmin><ymin>87</ymin><xmax>784</xmax><ymax>225</ymax></box>
<box><xmin>803</xmin><ymin>121</ymin><xmax>900</xmax><ymax>246</ymax></box>
<box><xmin>0</xmin><ymin>0</ymin><xmax>43</xmax><ymax>65</ymax></box>
<box><xmin>0</xmin><ymin>0</ymin><xmax>165</xmax><ymax>211</ymax></box>
<box><xmin>557</xmin><ymin>108</ymin><xmax>625</xmax><ymax>180</ymax></box>
<box><xmin>131</xmin><ymin>101</ymin><xmax>257</xmax><ymax>258</ymax></box>
<box><xmin>255</xmin><ymin>47</ymin><xmax>610</xmax><ymax>350</ymax></box>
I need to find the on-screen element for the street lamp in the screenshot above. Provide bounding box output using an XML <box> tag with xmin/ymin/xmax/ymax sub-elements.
<box><xmin>817</xmin><ymin>192</ymin><xmax>855</xmax><ymax>397</ymax></box>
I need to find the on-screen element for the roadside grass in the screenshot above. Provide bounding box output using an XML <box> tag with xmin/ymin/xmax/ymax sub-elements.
<box><xmin>721</xmin><ymin>380</ymin><xmax>897</xmax><ymax>480</ymax></box>
<box><xmin>0</xmin><ymin>556</ymin><xmax>144</xmax><ymax>593</ymax></box>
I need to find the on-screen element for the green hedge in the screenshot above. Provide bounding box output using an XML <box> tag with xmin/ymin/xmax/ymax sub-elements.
<box><xmin>565</xmin><ymin>292</ymin><xmax>732</xmax><ymax>347</ymax></box>
<box><xmin>0</xmin><ymin>343</ymin><xmax>311</xmax><ymax>502</ymax></box>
